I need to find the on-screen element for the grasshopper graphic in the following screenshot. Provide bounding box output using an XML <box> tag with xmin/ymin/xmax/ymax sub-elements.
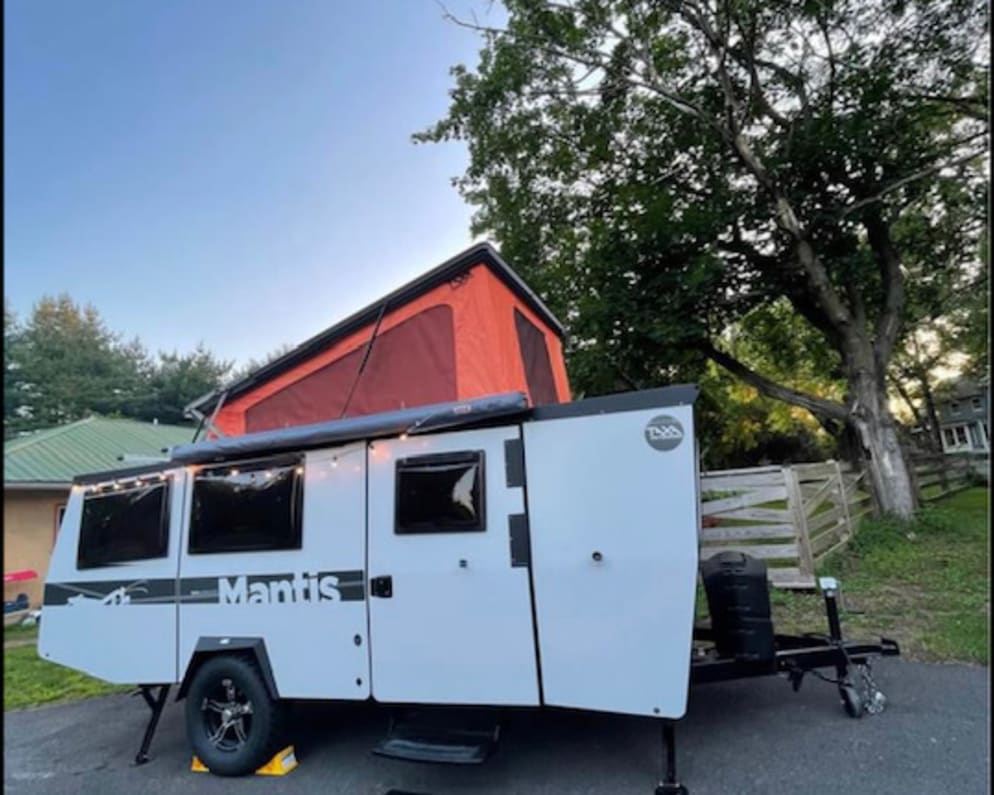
<box><xmin>66</xmin><ymin>581</ymin><xmax>150</xmax><ymax>606</ymax></box>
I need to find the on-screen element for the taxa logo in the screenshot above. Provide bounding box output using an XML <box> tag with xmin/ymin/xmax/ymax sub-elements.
<box><xmin>644</xmin><ymin>415</ymin><xmax>684</xmax><ymax>451</ymax></box>
<box><xmin>219</xmin><ymin>572</ymin><xmax>342</xmax><ymax>604</ymax></box>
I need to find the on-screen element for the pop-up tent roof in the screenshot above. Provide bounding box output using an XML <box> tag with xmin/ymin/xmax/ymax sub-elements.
<box><xmin>188</xmin><ymin>242</ymin><xmax>571</xmax><ymax>436</ymax></box>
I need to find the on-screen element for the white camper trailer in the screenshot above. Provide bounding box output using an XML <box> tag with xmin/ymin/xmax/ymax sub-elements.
<box><xmin>39</xmin><ymin>386</ymin><xmax>898</xmax><ymax>793</ymax></box>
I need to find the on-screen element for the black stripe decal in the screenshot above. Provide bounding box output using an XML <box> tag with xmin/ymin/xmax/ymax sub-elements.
<box><xmin>44</xmin><ymin>570</ymin><xmax>365</xmax><ymax>606</ymax></box>
<box><xmin>509</xmin><ymin>514</ymin><xmax>530</xmax><ymax>567</ymax></box>
<box><xmin>504</xmin><ymin>438</ymin><xmax>525</xmax><ymax>488</ymax></box>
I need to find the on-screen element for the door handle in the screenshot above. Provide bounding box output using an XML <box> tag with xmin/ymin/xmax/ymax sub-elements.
<box><xmin>370</xmin><ymin>576</ymin><xmax>393</xmax><ymax>598</ymax></box>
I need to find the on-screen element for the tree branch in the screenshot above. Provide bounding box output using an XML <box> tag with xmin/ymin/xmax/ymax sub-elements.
<box><xmin>439</xmin><ymin>1</ymin><xmax>720</xmax><ymax>128</ymax></box>
<box><xmin>836</xmin><ymin>144</ymin><xmax>988</xmax><ymax>221</ymax></box>
<box><xmin>863</xmin><ymin>210</ymin><xmax>905</xmax><ymax>368</ymax></box>
<box><xmin>890</xmin><ymin>373</ymin><xmax>925</xmax><ymax>431</ymax></box>
<box><xmin>699</xmin><ymin>339</ymin><xmax>848</xmax><ymax>420</ymax></box>
<box><xmin>899</xmin><ymin>92</ymin><xmax>988</xmax><ymax>121</ymax></box>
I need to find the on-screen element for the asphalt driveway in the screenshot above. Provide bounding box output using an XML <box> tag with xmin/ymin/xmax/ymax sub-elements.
<box><xmin>3</xmin><ymin>659</ymin><xmax>988</xmax><ymax>795</ymax></box>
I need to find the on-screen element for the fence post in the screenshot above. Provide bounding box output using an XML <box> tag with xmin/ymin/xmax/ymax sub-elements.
<box><xmin>783</xmin><ymin>465</ymin><xmax>816</xmax><ymax>583</ymax></box>
<box><xmin>833</xmin><ymin>459</ymin><xmax>853</xmax><ymax>538</ymax></box>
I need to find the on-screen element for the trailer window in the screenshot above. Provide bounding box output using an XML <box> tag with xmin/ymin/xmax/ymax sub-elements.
<box><xmin>189</xmin><ymin>458</ymin><xmax>303</xmax><ymax>554</ymax></box>
<box><xmin>395</xmin><ymin>451</ymin><xmax>485</xmax><ymax>534</ymax></box>
<box><xmin>77</xmin><ymin>483</ymin><xmax>170</xmax><ymax>569</ymax></box>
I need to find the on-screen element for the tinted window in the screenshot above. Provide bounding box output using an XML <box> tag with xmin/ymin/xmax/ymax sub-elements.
<box><xmin>189</xmin><ymin>458</ymin><xmax>303</xmax><ymax>554</ymax></box>
<box><xmin>395</xmin><ymin>451</ymin><xmax>485</xmax><ymax>534</ymax></box>
<box><xmin>514</xmin><ymin>308</ymin><xmax>560</xmax><ymax>406</ymax></box>
<box><xmin>78</xmin><ymin>483</ymin><xmax>170</xmax><ymax>569</ymax></box>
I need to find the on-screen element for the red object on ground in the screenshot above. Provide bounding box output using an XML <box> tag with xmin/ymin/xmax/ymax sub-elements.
<box><xmin>4</xmin><ymin>570</ymin><xmax>38</xmax><ymax>584</ymax></box>
<box><xmin>195</xmin><ymin>244</ymin><xmax>571</xmax><ymax>437</ymax></box>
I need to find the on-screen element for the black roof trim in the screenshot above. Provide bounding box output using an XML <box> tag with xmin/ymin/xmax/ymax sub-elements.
<box><xmin>188</xmin><ymin>242</ymin><xmax>563</xmax><ymax>414</ymax></box>
<box><xmin>529</xmin><ymin>384</ymin><xmax>699</xmax><ymax>421</ymax></box>
<box><xmin>171</xmin><ymin>392</ymin><xmax>531</xmax><ymax>465</ymax></box>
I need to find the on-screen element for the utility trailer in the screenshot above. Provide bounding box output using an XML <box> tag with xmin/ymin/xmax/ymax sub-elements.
<box><xmin>39</xmin><ymin>386</ymin><xmax>898</xmax><ymax>793</ymax></box>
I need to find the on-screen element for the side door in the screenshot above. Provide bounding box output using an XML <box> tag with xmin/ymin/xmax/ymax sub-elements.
<box><xmin>366</xmin><ymin>425</ymin><xmax>539</xmax><ymax>706</ymax></box>
<box><xmin>523</xmin><ymin>401</ymin><xmax>699</xmax><ymax>719</ymax></box>
<box><xmin>176</xmin><ymin>444</ymin><xmax>370</xmax><ymax>701</ymax></box>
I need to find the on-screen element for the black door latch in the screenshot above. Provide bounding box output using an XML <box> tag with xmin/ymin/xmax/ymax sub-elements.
<box><xmin>370</xmin><ymin>576</ymin><xmax>393</xmax><ymax>598</ymax></box>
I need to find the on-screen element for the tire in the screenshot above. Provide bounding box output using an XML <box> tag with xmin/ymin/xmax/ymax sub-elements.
<box><xmin>184</xmin><ymin>654</ymin><xmax>286</xmax><ymax>776</ymax></box>
<box><xmin>840</xmin><ymin>683</ymin><xmax>864</xmax><ymax>719</ymax></box>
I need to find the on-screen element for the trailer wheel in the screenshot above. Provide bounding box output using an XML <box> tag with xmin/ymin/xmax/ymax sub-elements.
<box><xmin>184</xmin><ymin>654</ymin><xmax>286</xmax><ymax>776</ymax></box>
<box><xmin>839</xmin><ymin>683</ymin><xmax>864</xmax><ymax>719</ymax></box>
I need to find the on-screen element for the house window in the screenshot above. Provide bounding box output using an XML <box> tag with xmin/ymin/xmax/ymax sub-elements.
<box><xmin>189</xmin><ymin>457</ymin><xmax>304</xmax><ymax>554</ymax></box>
<box><xmin>77</xmin><ymin>483</ymin><xmax>170</xmax><ymax>569</ymax></box>
<box><xmin>971</xmin><ymin>397</ymin><xmax>982</xmax><ymax>411</ymax></box>
<box><xmin>395</xmin><ymin>451</ymin><xmax>486</xmax><ymax>534</ymax></box>
<box><xmin>943</xmin><ymin>428</ymin><xmax>956</xmax><ymax>448</ymax></box>
<box><xmin>950</xmin><ymin>401</ymin><xmax>961</xmax><ymax>415</ymax></box>
<box><xmin>955</xmin><ymin>426</ymin><xmax>968</xmax><ymax>446</ymax></box>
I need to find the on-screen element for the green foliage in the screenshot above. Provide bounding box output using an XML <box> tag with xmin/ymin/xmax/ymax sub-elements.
<box><xmin>4</xmin><ymin>295</ymin><xmax>148</xmax><ymax>435</ymax></box>
<box><xmin>227</xmin><ymin>343</ymin><xmax>296</xmax><ymax>385</ymax></box>
<box><xmin>4</xmin><ymin>295</ymin><xmax>233</xmax><ymax>437</ymax></box>
<box><xmin>422</xmin><ymin>0</ymin><xmax>988</xmax><ymax>470</ymax></box>
<box><xmin>697</xmin><ymin>360</ymin><xmax>834</xmax><ymax>468</ymax></box>
<box><xmin>137</xmin><ymin>345</ymin><xmax>233</xmax><ymax>426</ymax></box>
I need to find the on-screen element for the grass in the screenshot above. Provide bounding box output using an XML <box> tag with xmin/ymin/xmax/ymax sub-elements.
<box><xmin>4</xmin><ymin>622</ymin><xmax>39</xmax><ymax>640</ymax></box>
<box><xmin>765</xmin><ymin>487</ymin><xmax>989</xmax><ymax>664</ymax></box>
<box><xmin>4</xmin><ymin>646</ymin><xmax>130</xmax><ymax>711</ymax></box>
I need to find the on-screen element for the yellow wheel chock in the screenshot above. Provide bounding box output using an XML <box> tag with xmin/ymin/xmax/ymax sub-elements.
<box><xmin>191</xmin><ymin>745</ymin><xmax>297</xmax><ymax>776</ymax></box>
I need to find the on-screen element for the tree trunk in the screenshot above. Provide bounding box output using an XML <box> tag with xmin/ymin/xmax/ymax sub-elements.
<box><xmin>701</xmin><ymin>336</ymin><xmax>918</xmax><ymax>517</ymax></box>
<box><xmin>917</xmin><ymin>369</ymin><xmax>944</xmax><ymax>453</ymax></box>
<box><xmin>848</xmin><ymin>357</ymin><xmax>917</xmax><ymax>517</ymax></box>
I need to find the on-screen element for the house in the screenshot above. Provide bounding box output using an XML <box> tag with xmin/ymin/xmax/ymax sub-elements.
<box><xmin>936</xmin><ymin>377</ymin><xmax>989</xmax><ymax>454</ymax></box>
<box><xmin>185</xmin><ymin>242</ymin><xmax>570</xmax><ymax>437</ymax></box>
<box><xmin>3</xmin><ymin>417</ymin><xmax>193</xmax><ymax>609</ymax></box>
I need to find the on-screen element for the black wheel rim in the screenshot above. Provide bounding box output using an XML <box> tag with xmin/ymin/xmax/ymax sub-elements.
<box><xmin>201</xmin><ymin>677</ymin><xmax>253</xmax><ymax>752</ymax></box>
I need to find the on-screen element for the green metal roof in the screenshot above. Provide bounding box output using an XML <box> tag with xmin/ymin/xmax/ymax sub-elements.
<box><xmin>4</xmin><ymin>417</ymin><xmax>194</xmax><ymax>485</ymax></box>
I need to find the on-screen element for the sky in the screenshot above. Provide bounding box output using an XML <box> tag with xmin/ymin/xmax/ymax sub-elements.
<box><xmin>4</xmin><ymin>0</ymin><xmax>505</xmax><ymax>367</ymax></box>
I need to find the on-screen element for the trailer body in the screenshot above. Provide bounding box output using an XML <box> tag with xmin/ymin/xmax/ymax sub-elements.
<box><xmin>40</xmin><ymin>387</ymin><xmax>700</xmax><ymax>720</ymax></box>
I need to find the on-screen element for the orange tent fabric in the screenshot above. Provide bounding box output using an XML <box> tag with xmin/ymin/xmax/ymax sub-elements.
<box><xmin>197</xmin><ymin>244</ymin><xmax>570</xmax><ymax>436</ymax></box>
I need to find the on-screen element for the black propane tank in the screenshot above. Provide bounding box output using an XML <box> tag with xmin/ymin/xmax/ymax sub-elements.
<box><xmin>700</xmin><ymin>551</ymin><xmax>775</xmax><ymax>662</ymax></box>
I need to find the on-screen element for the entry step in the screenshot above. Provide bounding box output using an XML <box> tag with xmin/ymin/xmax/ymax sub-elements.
<box><xmin>373</xmin><ymin>708</ymin><xmax>501</xmax><ymax>765</ymax></box>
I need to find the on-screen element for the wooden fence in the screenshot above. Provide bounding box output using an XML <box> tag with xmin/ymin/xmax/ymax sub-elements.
<box><xmin>700</xmin><ymin>451</ymin><xmax>986</xmax><ymax>589</ymax></box>
<box><xmin>911</xmin><ymin>452</ymin><xmax>986</xmax><ymax>503</ymax></box>
<box><xmin>699</xmin><ymin>460</ymin><xmax>874</xmax><ymax>589</ymax></box>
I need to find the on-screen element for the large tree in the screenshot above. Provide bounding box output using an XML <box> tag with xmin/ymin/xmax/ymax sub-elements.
<box><xmin>137</xmin><ymin>345</ymin><xmax>234</xmax><ymax>426</ymax></box>
<box><xmin>420</xmin><ymin>0</ymin><xmax>989</xmax><ymax>515</ymax></box>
